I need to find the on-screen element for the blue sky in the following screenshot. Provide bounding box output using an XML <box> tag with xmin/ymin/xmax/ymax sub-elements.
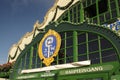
<box><xmin>0</xmin><ymin>0</ymin><xmax>54</xmax><ymax>64</ymax></box>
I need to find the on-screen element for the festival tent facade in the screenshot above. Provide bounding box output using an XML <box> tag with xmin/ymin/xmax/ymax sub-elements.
<box><xmin>8</xmin><ymin>0</ymin><xmax>120</xmax><ymax>80</ymax></box>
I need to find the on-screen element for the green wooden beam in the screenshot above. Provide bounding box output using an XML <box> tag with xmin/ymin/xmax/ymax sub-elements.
<box><xmin>73</xmin><ymin>31</ymin><xmax>78</xmax><ymax>62</ymax></box>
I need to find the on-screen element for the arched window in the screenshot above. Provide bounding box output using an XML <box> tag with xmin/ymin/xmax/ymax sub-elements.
<box><xmin>17</xmin><ymin>30</ymin><xmax>118</xmax><ymax>70</ymax></box>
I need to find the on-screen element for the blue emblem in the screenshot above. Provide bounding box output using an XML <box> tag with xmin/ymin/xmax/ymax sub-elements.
<box><xmin>42</xmin><ymin>35</ymin><xmax>56</xmax><ymax>58</ymax></box>
<box><xmin>38</xmin><ymin>29</ymin><xmax>61</xmax><ymax>66</ymax></box>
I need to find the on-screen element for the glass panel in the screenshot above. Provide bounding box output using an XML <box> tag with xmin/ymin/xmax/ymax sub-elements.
<box><xmin>32</xmin><ymin>57</ymin><xmax>36</xmax><ymax>68</ymax></box>
<box><xmin>37</xmin><ymin>56</ymin><xmax>41</xmax><ymax>68</ymax></box>
<box><xmin>78</xmin><ymin>4</ymin><xmax>80</xmax><ymax>21</ymax></box>
<box><xmin>102</xmin><ymin>49</ymin><xmax>117</xmax><ymax>62</ymax></box>
<box><xmin>21</xmin><ymin>56</ymin><xmax>25</xmax><ymax>69</ymax></box>
<box><xmin>112</xmin><ymin>9</ymin><xmax>117</xmax><ymax>18</ymax></box>
<box><xmin>26</xmin><ymin>50</ymin><xmax>30</xmax><ymax>58</ymax></box>
<box><xmin>99</xmin><ymin>15</ymin><xmax>105</xmax><ymax>23</ymax></box>
<box><xmin>78</xmin><ymin>44</ymin><xmax>86</xmax><ymax>54</ymax></box>
<box><xmin>105</xmin><ymin>12</ymin><xmax>110</xmax><ymax>20</ymax></box>
<box><xmin>26</xmin><ymin>59</ymin><xmax>30</xmax><ymax>69</ymax></box>
<box><xmin>70</xmin><ymin>9</ymin><xmax>72</xmax><ymax>22</ymax></box>
<box><xmin>87</xmin><ymin>0</ymin><xmax>91</xmax><ymax>6</ymax></box>
<box><xmin>61</xmin><ymin>39</ymin><xmax>65</xmax><ymax>49</ymax></box>
<box><xmin>78</xmin><ymin>33</ymin><xmax>86</xmax><ymax>44</ymax></box>
<box><xmin>73</xmin><ymin>7</ymin><xmax>77</xmax><ymax>23</ymax></box>
<box><xmin>67</xmin><ymin>31</ymin><xmax>73</xmax><ymax>37</ymax></box>
<box><xmin>78</xmin><ymin>55</ymin><xmax>87</xmax><ymax>61</ymax></box>
<box><xmin>58</xmin><ymin>50</ymin><xmax>65</xmax><ymax>64</ymax></box>
<box><xmin>32</xmin><ymin>48</ymin><xmax>37</xmax><ymax>68</ymax></box>
<box><xmin>66</xmin><ymin>47</ymin><xmax>73</xmax><ymax>63</ymax></box>
<box><xmin>66</xmin><ymin>57</ymin><xmax>73</xmax><ymax>63</ymax></box>
<box><xmin>33</xmin><ymin>51</ymin><xmax>36</xmax><ymax>57</ymax></box>
<box><xmin>66</xmin><ymin>47</ymin><xmax>73</xmax><ymax>57</ymax></box>
<box><xmin>100</xmin><ymin>38</ymin><xmax>112</xmax><ymax>49</ymax></box>
<box><xmin>89</xmin><ymin>52</ymin><xmax>100</xmax><ymax>64</ymax></box>
<box><xmin>84</xmin><ymin>4</ymin><xmax>97</xmax><ymax>18</ymax></box>
<box><xmin>89</xmin><ymin>40</ymin><xmax>99</xmax><ymax>52</ymax></box>
<box><xmin>88</xmin><ymin>33</ymin><xmax>98</xmax><ymax>41</ymax></box>
<box><xmin>110</xmin><ymin>1</ymin><xmax>116</xmax><ymax>10</ymax></box>
<box><xmin>74</xmin><ymin>14</ymin><xmax>77</xmax><ymax>23</ymax></box>
<box><xmin>98</xmin><ymin>0</ymin><xmax>108</xmax><ymax>14</ymax></box>
<box><xmin>33</xmin><ymin>43</ymin><xmax>37</xmax><ymax>49</ymax></box>
<box><xmin>59</xmin><ymin>49</ymin><xmax>65</xmax><ymax>56</ymax></box>
<box><xmin>25</xmin><ymin>51</ymin><xmax>30</xmax><ymax>69</ymax></box>
<box><xmin>60</xmin><ymin>32</ymin><xmax>65</xmax><ymax>39</ymax></box>
<box><xmin>18</xmin><ymin>60</ymin><xmax>22</xmax><ymax>69</ymax></box>
<box><xmin>66</xmin><ymin>37</ymin><xmax>73</xmax><ymax>46</ymax></box>
<box><xmin>58</xmin><ymin>58</ymin><xmax>64</xmax><ymax>64</ymax></box>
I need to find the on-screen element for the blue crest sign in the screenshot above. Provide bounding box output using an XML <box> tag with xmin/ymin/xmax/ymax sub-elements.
<box><xmin>38</xmin><ymin>29</ymin><xmax>61</xmax><ymax>66</ymax></box>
